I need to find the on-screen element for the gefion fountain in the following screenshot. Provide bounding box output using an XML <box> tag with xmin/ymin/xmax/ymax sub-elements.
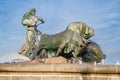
<box><xmin>0</xmin><ymin>8</ymin><xmax>119</xmax><ymax>80</ymax></box>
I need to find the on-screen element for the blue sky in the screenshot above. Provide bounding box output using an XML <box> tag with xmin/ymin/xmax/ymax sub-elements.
<box><xmin>0</xmin><ymin>0</ymin><xmax>120</xmax><ymax>64</ymax></box>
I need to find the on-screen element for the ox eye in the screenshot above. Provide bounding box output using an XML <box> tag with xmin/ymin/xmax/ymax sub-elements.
<box><xmin>80</xmin><ymin>45</ymin><xmax>83</xmax><ymax>47</ymax></box>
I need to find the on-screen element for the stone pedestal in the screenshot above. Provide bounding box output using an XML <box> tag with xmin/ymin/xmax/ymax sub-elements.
<box><xmin>0</xmin><ymin>63</ymin><xmax>120</xmax><ymax>80</ymax></box>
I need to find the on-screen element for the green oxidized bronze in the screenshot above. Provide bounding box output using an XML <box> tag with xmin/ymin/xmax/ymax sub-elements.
<box><xmin>81</xmin><ymin>41</ymin><xmax>106</xmax><ymax>63</ymax></box>
<box><xmin>29</xmin><ymin>30</ymin><xmax>86</xmax><ymax>60</ymax></box>
<box><xmin>18</xmin><ymin>8</ymin><xmax>106</xmax><ymax>63</ymax></box>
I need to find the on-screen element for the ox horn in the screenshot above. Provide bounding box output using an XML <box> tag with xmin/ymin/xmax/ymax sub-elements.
<box><xmin>89</xmin><ymin>27</ymin><xmax>94</xmax><ymax>36</ymax></box>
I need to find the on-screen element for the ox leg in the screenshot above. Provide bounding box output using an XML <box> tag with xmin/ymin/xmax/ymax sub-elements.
<box><xmin>72</xmin><ymin>52</ymin><xmax>80</xmax><ymax>63</ymax></box>
<box><xmin>55</xmin><ymin>48</ymin><xmax>62</xmax><ymax>57</ymax></box>
<box><xmin>72</xmin><ymin>52</ymin><xmax>77</xmax><ymax>59</ymax></box>
<box><xmin>55</xmin><ymin>43</ymin><xmax>66</xmax><ymax>56</ymax></box>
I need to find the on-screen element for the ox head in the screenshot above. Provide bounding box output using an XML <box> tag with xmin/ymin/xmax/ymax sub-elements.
<box><xmin>83</xmin><ymin>27</ymin><xmax>94</xmax><ymax>39</ymax></box>
<box><xmin>81</xmin><ymin>41</ymin><xmax>106</xmax><ymax>63</ymax></box>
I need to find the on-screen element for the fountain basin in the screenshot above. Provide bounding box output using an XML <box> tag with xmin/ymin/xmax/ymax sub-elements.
<box><xmin>0</xmin><ymin>63</ymin><xmax>120</xmax><ymax>80</ymax></box>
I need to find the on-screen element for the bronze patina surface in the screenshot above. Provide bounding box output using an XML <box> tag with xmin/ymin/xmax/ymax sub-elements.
<box><xmin>18</xmin><ymin>8</ymin><xmax>106</xmax><ymax>64</ymax></box>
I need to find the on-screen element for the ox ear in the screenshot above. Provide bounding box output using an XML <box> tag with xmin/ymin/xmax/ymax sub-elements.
<box><xmin>89</xmin><ymin>27</ymin><xmax>95</xmax><ymax>36</ymax></box>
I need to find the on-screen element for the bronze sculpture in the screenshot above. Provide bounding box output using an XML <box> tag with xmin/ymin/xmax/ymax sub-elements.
<box><xmin>18</xmin><ymin>8</ymin><xmax>106</xmax><ymax>63</ymax></box>
<box><xmin>18</xmin><ymin>8</ymin><xmax>44</xmax><ymax>56</ymax></box>
<box><xmin>81</xmin><ymin>41</ymin><xmax>106</xmax><ymax>63</ymax></box>
<box><xmin>29</xmin><ymin>30</ymin><xmax>86</xmax><ymax>60</ymax></box>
